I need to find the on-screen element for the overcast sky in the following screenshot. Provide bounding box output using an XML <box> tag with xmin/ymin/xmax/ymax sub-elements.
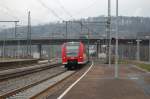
<box><xmin>0</xmin><ymin>0</ymin><xmax>149</xmax><ymax>27</ymax></box>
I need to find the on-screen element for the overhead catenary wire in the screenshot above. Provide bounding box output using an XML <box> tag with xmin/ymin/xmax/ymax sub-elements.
<box><xmin>56</xmin><ymin>1</ymin><xmax>106</xmax><ymax>36</ymax></box>
<box><xmin>37</xmin><ymin>0</ymin><xmax>63</xmax><ymax>21</ymax></box>
<box><xmin>56</xmin><ymin>1</ymin><xmax>84</xmax><ymax>34</ymax></box>
<box><xmin>0</xmin><ymin>7</ymin><xmax>19</xmax><ymax>21</ymax></box>
<box><xmin>0</xmin><ymin>5</ymin><xmax>40</xmax><ymax>25</ymax></box>
<box><xmin>57</xmin><ymin>0</ymin><xmax>99</xmax><ymax>21</ymax></box>
<box><xmin>57</xmin><ymin>0</ymin><xmax>74</xmax><ymax>20</ymax></box>
<box><xmin>37</xmin><ymin>0</ymin><xmax>106</xmax><ymax>39</ymax></box>
<box><xmin>36</xmin><ymin>0</ymin><xmax>80</xmax><ymax>39</ymax></box>
<box><xmin>37</xmin><ymin>0</ymin><xmax>102</xmax><ymax>35</ymax></box>
<box><xmin>0</xmin><ymin>2</ymin><xmax>29</xmax><ymax>23</ymax></box>
<box><xmin>71</xmin><ymin>0</ymin><xmax>98</xmax><ymax>16</ymax></box>
<box><xmin>62</xmin><ymin>1</ymin><xmax>106</xmax><ymax>36</ymax></box>
<box><xmin>57</xmin><ymin>0</ymin><xmax>98</xmax><ymax>17</ymax></box>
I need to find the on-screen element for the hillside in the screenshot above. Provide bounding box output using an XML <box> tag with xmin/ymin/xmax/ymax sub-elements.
<box><xmin>0</xmin><ymin>16</ymin><xmax>150</xmax><ymax>39</ymax></box>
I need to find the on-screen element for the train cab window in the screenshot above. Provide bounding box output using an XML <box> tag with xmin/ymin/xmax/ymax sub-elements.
<box><xmin>67</xmin><ymin>46</ymin><xmax>79</xmax><ymax>50</ymax></box>
<box><xmin>66</xmin><ymin>45</ymin><xmax>79</xmax><ymax>57</ymax></box>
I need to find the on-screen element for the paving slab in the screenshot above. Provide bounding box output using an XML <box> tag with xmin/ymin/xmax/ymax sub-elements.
<box><xmin>61</xmin><ymin>63</ymin><xmax>150</xmax><ymax>99</ymax></box>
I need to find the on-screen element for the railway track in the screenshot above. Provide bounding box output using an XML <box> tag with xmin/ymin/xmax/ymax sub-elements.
<box><xmin>7</xmin><ymin>71</ymin><xmax>75</xmax><ymax>99</ymax></box>
<box><xmin>0</xmin><ymin>62</ymin><xmax>61</xmax><ymax>81</ymax></box>
<box><xmin>0</xmin><ymin>62</ymin><xmax>41</xmax><ymax>71</ymax></box>
<box><xmin>0</xmin><ymin>63</ymin><xmax>67</xmax><ymax>99</ymax></box>
<box><xmin>0</xmin><ymin>59</ymin><xmax>60</xmax><ymax>71</ymax></box>
<box><xmin>0</xmin><ymin>59</ymin><xmax>39</xmax><ymax>70</ymax></box>
<box><xmin>0</xmin><ymin>62</ymin><xmax>91</xmax><ymax>99</ymax></box>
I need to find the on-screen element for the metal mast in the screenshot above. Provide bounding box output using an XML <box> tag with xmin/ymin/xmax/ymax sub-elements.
<box><xmin>107</xmin><ymin>0</ymin><xmax>111</xmax><ymax>66</ymax></box>
<box><xmin>27</xmin><ymin>11</ymin><xmax>31</xmax><ymax>57</ymax></box>
<box><xmin>115</xmin><ymin>0</ymin><xmax>119</xmax><ymax>78</ymax></box>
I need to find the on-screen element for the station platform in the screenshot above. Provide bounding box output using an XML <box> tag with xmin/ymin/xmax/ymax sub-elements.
<box><xmin>0</xmin><ymin>59</ymin><xmax>38</xmax><ymax>65</ymax></box>
<box><xmin>59</xmin><ymin>62</ymin><xmax>150</xmax><ymax>99</ymax></box>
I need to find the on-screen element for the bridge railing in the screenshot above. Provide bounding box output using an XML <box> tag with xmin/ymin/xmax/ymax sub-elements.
<box><xmin>0</xmin><ymin>34</ymin><xmax>149</xmax><ymax>41</ymax></box>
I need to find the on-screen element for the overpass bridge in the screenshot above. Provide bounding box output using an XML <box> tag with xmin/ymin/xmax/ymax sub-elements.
<box><xmin>0</xmin><ymin>36</ymin><xmax>149</xmax><ymax>60</ymax></box>
<box><xmin>0</xmin><ymin>37</ymin><xmax>149</xmax><ymax>45</ymax></box>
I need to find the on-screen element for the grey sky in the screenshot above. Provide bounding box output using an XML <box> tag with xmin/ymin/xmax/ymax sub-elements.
<box><xmin>0</xmin><ymin>0</ymin><xmax>149</xmax><ymax>26</ymax></box>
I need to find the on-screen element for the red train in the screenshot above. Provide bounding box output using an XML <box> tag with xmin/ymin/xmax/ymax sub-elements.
<box><xmin>62</xmin><ymin>42</ymin><xmax>88</xmax><ymax>70</ymax></box>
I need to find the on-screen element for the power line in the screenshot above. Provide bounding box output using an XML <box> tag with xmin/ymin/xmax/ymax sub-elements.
<box><xmin>63</xmin><ymin>21</ymin><xmax>106</xmax><ymax>37</ymax></box>
<box><xmin>37</xmin><ymin>0</ymin><xmax>106</xmax><ymax>40</ymax></box>
<box><xmin>57</xmin><ymin>1</ymin><xmax>84</xmax><ymax>34</ymax></box>
<box><xmin>0</xmin><ymin>4</ymin><xmax>28</xmax><ymax>22</ymax></box>
<box><xmin>36</xmin><ymin>0</ymin><xmax>80</xmax><ymax>38</ymax></box>
<box><xmin>73</xmin><ymin>0</ymin><xmax>98</xmax><ymax>15</ymax></box>
<box><xmin>57</xmin><ymin>0</ymin><xmax>74</xmax><ymax>19</ymax></box>
<box><xmin>57</xmin><ymin>1</ymin><xmax>107</xmax><ymax>35</ymax></box>
<box><xmin>0</xmin><ymin>7</ymin><xmax>19</xmax><ymax>20</ymax></box>
<box><xmin>37</xmin><ymin>0</ymin><xmax>63</xmax><ymax>21</ymax></box>
<box><xmin>57</xmin><ymin>0</ymin><xmax>98</xmax><ymax>20</ymax></box>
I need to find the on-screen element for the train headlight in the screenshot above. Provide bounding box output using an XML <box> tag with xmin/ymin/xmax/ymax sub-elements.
<box><xmin>79</xmin><ymin>56</ymin><xmax>82</xmax><ymax>59</ymax></box>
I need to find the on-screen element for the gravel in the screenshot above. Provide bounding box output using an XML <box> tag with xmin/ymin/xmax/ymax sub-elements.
<box><xmin>0</xmin><ymin>65</ymin><xmax>65</xmax><ymax>97</ymax></box>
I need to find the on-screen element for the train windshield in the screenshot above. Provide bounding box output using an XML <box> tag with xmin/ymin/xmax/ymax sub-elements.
<box><xmin>66</xmin><ymin>44</ymin><xmax>79</xmax><ymax>57</ymax></box>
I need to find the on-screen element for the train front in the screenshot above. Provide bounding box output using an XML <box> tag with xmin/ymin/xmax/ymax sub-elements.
<box><xmin>62</xmin><ymin>42</ymin><xmax>81</xmax><ymax>70</ymax></box>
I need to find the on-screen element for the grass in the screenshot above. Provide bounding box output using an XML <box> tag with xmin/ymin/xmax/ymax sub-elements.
<box><xmin>0</xmin><ymin>58</ymin><xmax>14</xmax><ymax>61</ymax></box>
<box><xmin>118</xmin><ymin>60</ymin><xmax>129</xmax><ymax>64</ymax></box>
<box><xmin>118</xmin><ymin>59</ymin><xmax>150</xmax><ymax>72</ymax></box>
<box><xmin>136</xmin><ymin>63</ymin><xmax>150</xmax><ymax>72</ymax></box>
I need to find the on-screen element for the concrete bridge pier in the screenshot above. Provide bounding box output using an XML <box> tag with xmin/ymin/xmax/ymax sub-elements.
<box><xmin>37</xmin><ymin>44</ymin><xmax>42</xmax><ymax>59</ymax></box>
<box><xmin>96</xmin><ymin>40</ymin><xmax>102</xmax><ymax>59</ymax></box>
